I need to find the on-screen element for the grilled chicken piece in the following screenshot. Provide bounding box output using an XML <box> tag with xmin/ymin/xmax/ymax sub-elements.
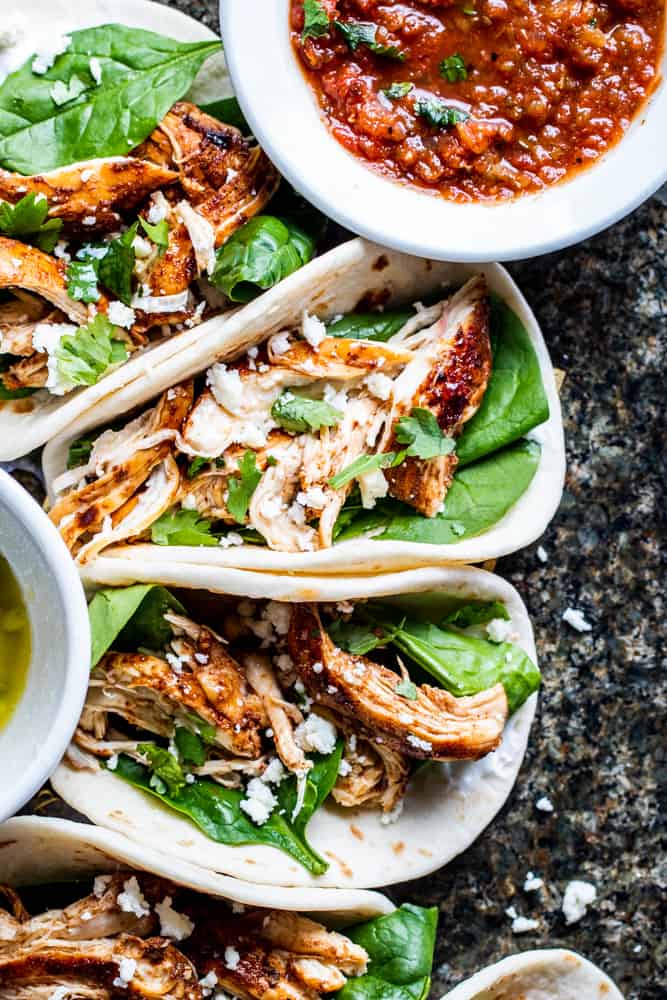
<box><xmin>0</xmin><ymin>159</ymin><xmax>177</xmax><ymax>235</ymax></box>
<box><xmin>289</xmin><ymin>605</ymin><xmax>508</xmax><ymax>761</ymax></box>
<box><xmin>134</xmin><ymin>103</ymin><xmax>280</xmax><ymax>328</ymax></box>
<box><xmin>50</xmin><ymin>382</ymin><xmax>192</xmax><ymax>559</ymax></box>
<box><xmin>268</xmin><ymin>336</ymin><xmax>413</xmax><ymax>380</ymax></box>
<box><xmin>0</xmin><ymin>296</ymin><xmax>59</xmax><ymax>355</ymax></box>
<box><xmin>244</xmin><ymin>653</ymin><xmax>307</xmax><ymax>773</ymax></box>
<box><xmin>184</xmin><ymin>906</ymin><xmax>367</xmax><ymax>1000</ymax></box>
<box><xmin>0</xmin><ymin>237</ymin><xmax>88</xmax><ymax>324</ymax></box>
<box><xmin>385</xmin><ymin>276</ymin><xmax>492</xmax><ymax>516</ymax></box>
<box><xmin>333</xmin><ymin>731</ymin><xmax>409</xmax><ymax>813</ymax></box>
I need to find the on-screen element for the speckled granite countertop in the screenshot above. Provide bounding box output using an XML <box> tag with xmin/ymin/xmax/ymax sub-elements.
<box><xmin>8</xmin><ymin>1</ymin><xmax>666</xmax><ymax>996</ymax></box>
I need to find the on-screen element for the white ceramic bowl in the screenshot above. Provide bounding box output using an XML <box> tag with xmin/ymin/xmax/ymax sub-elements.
<box><xmin>0</xmin><ymin>470</ymin><xmax>90</xmax><ymax>821</ymax></box>
<box><xmin>220</xmin><ymin>0</ymin><xmax>667</xmax><ymax>262</ymax></box>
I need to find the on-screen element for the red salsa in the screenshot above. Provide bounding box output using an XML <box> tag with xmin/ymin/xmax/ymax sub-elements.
<box><xmin>291</xmin><ymin>0</ymin><xmax>665</xmax><ymax>201</ymax></box>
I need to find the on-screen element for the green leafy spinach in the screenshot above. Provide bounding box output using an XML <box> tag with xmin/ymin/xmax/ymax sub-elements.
<box><xmin>210</xmin><ymin>216</ymin><xmax>315</xmax><ymax>303</ymax></box>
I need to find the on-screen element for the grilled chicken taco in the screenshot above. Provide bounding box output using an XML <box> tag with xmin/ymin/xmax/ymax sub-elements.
<box><xmin>43</xmin><ymin>241</ymin><xmax>564</xmax><ymax>576</ymax></box>
<box><xmin>0</xmin><ymin>4</ymin><xmax>324</xmax><ymax>459</ymax></box>
<box><xmin>443</xmin><ymin>950</ymin><xmax>624</xmax><ymax>1000</ymax></box>
<box><xmin>52</xmin><ymin>567</ymin><xmax>539</xmax><ymax>889</ymax></box>
<box><xmin>0</xmin><ymin>815</ymin><xmax>438</xmax><ymax>998</ymax></box>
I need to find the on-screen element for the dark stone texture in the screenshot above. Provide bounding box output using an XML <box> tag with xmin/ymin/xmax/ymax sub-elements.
<box><xmin>8</xmin><ymin>2</ymin><xmax>665</xmax><ymax>996</ymax></box>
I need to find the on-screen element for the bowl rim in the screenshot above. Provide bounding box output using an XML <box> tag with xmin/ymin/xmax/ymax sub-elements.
<box><xmin>220</xmin><ymin>0</ymin><xmax>667</xmax><ymax>262</ymax></box>
<box><xmin>0</xmin><ymin>470</ymin><xmax>90</xmax><ymax>821</ymax></box>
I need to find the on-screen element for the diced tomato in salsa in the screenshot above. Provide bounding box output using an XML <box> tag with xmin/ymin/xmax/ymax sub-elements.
<box><xmin>291</xmin><ymin>0</ymin><xmax>665</xmax><ymax>202</ymax></box>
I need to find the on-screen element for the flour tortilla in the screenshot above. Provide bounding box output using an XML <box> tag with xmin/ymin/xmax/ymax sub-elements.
<box><xmin>0</xmin><ymin>815</ymin><xmax>391</xmax><ymax>921</ymax></box>
<box><xmin>52</xmin><ymin>565</ymin><xmax>538</xmax><ymax>890</ymax></box>
<box><xmin>43</xmin><ymin>238</ymin><xmax>565</xmax><ymax>573</ymax></box>
<box><xmin>0</xmin><ymin>0</ymin><xmax>238</xmax><ymax>460</ymax></box>
<box><xmin>441</xmin><ymin>949</ymin><xmax>624</xmax><ymax>1000</ymax></box>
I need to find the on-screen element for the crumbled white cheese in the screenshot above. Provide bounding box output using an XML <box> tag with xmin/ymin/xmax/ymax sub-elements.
<box><xmin>537</xmin><ymin>545</ymin><xmax>548</xmax><ymax>563</ymax></box>
<box><xmin>132</xmin><ymin>234</ymin><xmax>154</xmax><ymax>259</ymax></box>
<box><xmin>207</xmin><ymin>363</ymin><xmax>244</xmax><ymax>414</ymax></box>
<box><xmin>50</xmin><ymin>80</ymin><xmax>76</xmax><ymax>106</ymax></box>
<box><xmin>148</xmin><ymin>191</ymin><xmax>170</xmax><ymax>224</ymax></box>
<box><xmin>562</xmin><ymin>880</ymin><xmax>597</xmax><ymax>925</ymax></box>
<box><xmin>53</xmin><ymin>240</ymin><xmax>70</xmax><ymax>262</ymax></box>
<box><xmin>380</xmin><ymin>800</ymin><xmax>405</xmax><ymax>825</ymax></box>
<box><xmin>288</xmin><ymin>500</ymin><xmax>306</xmax><ymax>526</ymax></box>
<box><xmin>365</xmin><ymin>372</ymin><xmax>394</xmax><ymax>401</ymax></box>
<box><xmin>269</xmin><ymin>330</ymin><xmax>292</xmax><ymax>355</ymax></box>
<box><xmin>93</xmin><ymin>875</ymin><xmax>112</xmax><ymax>898</ymax></box>
<box><xmin>199</xmin><ymin>971</ymin><xmax>219</xmax><ymax>997</ymax></box>
<box><xmin>166</xmin><ymin>651</ymin><xmax>186</xmax><ymax>674</ymax></box>
<box><xmin>323</xmin><ymin>383</ymin><xmax>348</xmax><ymax>410</ymax></box>
<box><xmin>407</xmin><ymin>734</ymin><xmax>432</xmax><ymax>752</ymax></box>
<box><xmin>523</xmin><ymin>871</ymin><xmax>543</xmax><ymax>892</ymax></box>
<box><xmin>32</xmin><ymin>35</ymin><xmax>71</xmax><ymax>74</ymax></box>
<box><xmin>505</xmin><ymin>906</ymin><xmax>539</xmax><ymax>934</ymax></box>
<box><xmin>562</xmin><ymin>607</ymin><xmax>593</xmax><ymax>632</ymax></box>
<box><xmin>177</xmin><ymin>201</ymin><xmax>216</xmax><ymax>275</ymax></box>
<box><xmin>89</xmin><ymin>56</ymin><xmax>102</xmax><ymax>84</ymax></box>
<box><xmin>312</xmin><ymin>661</ymin><xmax>323</xmax><ymax>674</ymax></box>
<box><xmin>155</xmin><ymin>896</ymin><xmax>195</xmax><ymax>941</ymax></box>
<box><xmin>32</xmin><ymin>322</ymin><xmax>79</xmax><ymax>395</ymax></box>
<box><xmin>302</xmin><ymin>311</ymin><xmax>327</xmax><ymax>349</ymax></box>
<box><xmin>80</xmin><ymin>169</ymin><xmax>93</xmax><ymax>182</ymax></box>
<box><xmin>107</xmin><ymin>301</ymin><xmax>136</xmax><ymax>329</ymax></box>
<box><xmin>264</xmin><ymin>601</ymin><xmax>292</xmax><ymax>636</ymax></box>
<box><xmin>261</xmin><ymin>757</ymin><xmax>286</xmax><ymax>785</ymax></box>
<box><xmin>292</xmin><ymin>770</ymin><xmax>308</xmax><ymax>821</ymax></box>
<box><xmin>219</xmin><ymin>532</ymin><xmax>244</xmax><ymax>548</ymax></box>
<box><xmin>274</xmin><ymin>653</ymin><xmax>293</xmax><ymax>673</ymax></box>
<box><xmin>117</xmin><ymin>877</ymin><xmax>150</xmax><ymax>918</ymax></box>
<box><xmin>113</xmin><ymin>956</ymin><xmax>137</xmax><ymax>988</ymax></box>
<box><xmin>107</xmin><ymin>753</ymin><xmax>119</xmax><ymax>771</ymax></box>
<box><xmin>536</xmin><ymin>796</ymin><xmax>554</xmax><ymax>813</ymax></box>
<box><xmin>338</xmin><ymin>758</ymin><xmax>352</xmax><ymax>777</ymax></box>
<box><xmin>296</xmin><ymin>486</ymin><xmax>328</xmax><ymax>510</ymax></box>
<box><xmin>240</xmin><ymin>777</ymin><xmax>277</xmax><ymax>825</ymax></box>
<box><xmin>83</xmin><ymin>215</ymin><xmax>96</xmax><ymax>226</ymax></box>
<box><xmin>224</xmin><ymin>946</ymin><xmax>241</xmax><ymax>970</ymax></box>
<box><xmin>486</xmin><ymin>618</ymin><xmax>513</xmax><ymax>643</ymax></box>
<box><xmin>295</xmin><ymin>713</ymin><xmax>337</xmax><ymax>755</ymax></box>
<box><xmin>358</xmin><ymin>467</ymin><xmax>389</xmax><ymax>509</ymax></box>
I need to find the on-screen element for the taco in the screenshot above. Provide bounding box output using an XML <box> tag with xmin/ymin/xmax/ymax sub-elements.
<box><xmin>442</xmin><ymin>950</ymin><xmax>623</xmax><ymax>1000</ymax></box>
<box><xmin>52</xmin><ymin>566</ymin><xmax>539</xmax><ymax>889</ymax></box>
<box><xmin>0</xmin><ymin>814</ymin><xmax>439</xmax><ymax>998</ymax></box>
<box><xmin>0</xmin><ymin>2</ymin><xmax>324</xmax><ymax>459</ymax></box>
<box><xmin>43</xmin><ymin>239</ymin><xmax>565</xmax><ymax>575</ymax></box>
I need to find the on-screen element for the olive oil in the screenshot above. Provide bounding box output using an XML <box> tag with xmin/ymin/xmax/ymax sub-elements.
<box><xmin>0</xmin><ymin>556</ymin><xmax>30</xmax><ymax>730</ymax></box>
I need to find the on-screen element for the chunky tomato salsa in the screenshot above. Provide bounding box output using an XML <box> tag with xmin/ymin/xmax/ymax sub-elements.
<box><xmin>291</xmin><ymin>0</ymin><xmax>665</xmax><ymax>201</ymax></box>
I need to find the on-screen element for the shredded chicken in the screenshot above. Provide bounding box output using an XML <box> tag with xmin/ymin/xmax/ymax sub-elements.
<box><xmin>332</xmin><ymin>730</ymin><xmax>409</xmax><ymax>813</ymax></box>
<box><xmin>0</xmin><ymin>237</ymin><xmax>88</xmax><ymax>324</ymax></box>
<box><xmin>244</xmin><ymin>653</ymin><xmax>308</xmax><ymax>773</ymax></box>
<box><xmin>288</xmin><ymin>605</ymin><xmax>508</xmax><ymax>761</ymax></box>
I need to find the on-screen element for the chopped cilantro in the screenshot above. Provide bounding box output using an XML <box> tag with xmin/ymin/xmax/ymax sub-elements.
<box><xmin>139</xmin><ymin>215</ymin><xmax>169</xmax><ymax>255</ymax></box>
<box><xmin>151</xmin><ymin>509</ymin><xmax>220</xmax><ymax>547</ymax></box>
<box><xmin>395</xmin><ymin>678</ymin><xmax>418</xmax><ymax>700</ymax></box>
<box><xmin>227</xmin><ymin>450</ymin><xmax>262</xmax><ymax>524</ymax></box>
<box><xmin>383</xmin><ymin>82</ymin><xmax>414</xmax><ymax>99</ymax></box>
<box><xmin>329</xmin><ymin>451</ymin><xmax>402</xmax><ymax>491</ymax></box>
<box><xmin>302</xmin><ymin>0</ymin><xmax>332</xmax><ymax>41</ymax></box>
<box><xmin>67</xmin><ymin>224</ymin><xmax>138</xmax><ymax>306</ymax></box>
<box><xmin>55</xmin><ymin>314</ymin><xmax>128</xmax><ymax>389</ymax></box>
<box><xmin>186</xmin><ymin>456</ymin><xmax>212</xmax><ymax>479</ymax></box>
<box><xmin>335</xmin><ymin>20</ymin><xmax>405</xmax><ymax>61</ymax></box>
<box><xmin>137</xmin><ymin>743</ymin><xmax>186</xmax><ymax>797</ymax></box>
<box><xmin>0</xmin><ymin>193</ymin><xmax>62</xmax><ymax>253</ymax></box>
<box><xmin>439</xmin><ymin>53</ymin><xmax>468</xmax><ymax>83</ymax></box>
<box><xmin>394</xmin><ymin>408</ymin><xmax>456</xmax><ymax>460</ymax></box>
<box><xmin>414</xmin><ymin>96</ymin><xmax>469</xmax><ymax>128</ymax></box>
<box><xmin>271</xmin><ymin>390</ymin><xmax>343</xmax><ymax>434</ymax></box>
<box><xmin>67</xmin><ymin>435</ymin><xmax>95</xmax><ymax>469</ymax></box>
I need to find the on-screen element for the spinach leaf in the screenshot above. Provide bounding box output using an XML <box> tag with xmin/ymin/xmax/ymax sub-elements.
<box><xmin>329</xmin><ymin>452</ymin><xmax>401</xmax><ymax>491</ymax></box>
<box><xmin>0</xmin><ymin>383</ymin><xmax>36</xmax><ymax>400</ymax></box>
<box><xmin>456</xmin><ymin>296</ymin><xmax>549</xmax><ymax>467</ymax></box>
<box><xmin>174</xmin><ymin>727</ymin><xmax>206</xmax><ymax>766</ymax></box>
<box><xmin>227</xmin><ymin>450</ymin><xmax>262</xmax><ymax>524</ymax></box>
<box><xmin>88</xmin><ymin>584</ymin><xmax>184</xmax><ymax>667</ymax></box>
<box><xmin>440</xmin><ymin>53</ymin><xmax>468</xmax><ymax>82</ymax></box>
<box><xmin>338</xmin><ymin>904</ymin><xmax>438</xmax><ymax>1000</ymax></box>
<box><xmin>272</xmin><ymin>391</ymin><xmax>343</xmax><ymax>434</ymax></box>
<box><xmin>151</xmin><ymin>509</ymin><xmax>220</xmax><ymax>547</ymax></box>
<box><xmin>199</xmin><ymin>96</ymin><xmax>250</xmax><ymax>135</ymax></box>
<box><xmin>326</xmin><ymin>307</ymin><xmax>414</xmax><ymax>342</ymax></box>
<box><xmin>276</xmin><ymin>741</ymin><xmax>343</xmax><ymax>858</ymax></box>
<box><xmin>302</xmin><ymin>0</ymin><xmax>332</xmax><ymax>41</ymax></box>
<box><xmin>0</xmin><ymin>26</ymin><xmax>220</xmax><ymax>173</ymax></box>
<box><xmin>0</xmin><ymin>193</ymin><xmax>62</xmax><ymax>251</ymax></box>
<box><xmin>441</xmin><ymin>600</ymin><xmax>510</xmax><ymax>628</ymax></box>
<box><xmin>394</xmin><ymin>408</ymin><xmax>456</xmax><ymax>460</ymax></box>
<box><xmin>111</xmin><ymin>752</ymin><xmax>336</xmax><ymax>875</ymax></box>
<box><xmin>139</xmin><ymin>743</ymin><xmax>187</xmax><ymax>796</ymax></box>
<box><xmin>335</xmin><ymin>21</ymin><xmax>405</xmax><ymax>61</ymax></box>
<box><xmin>210</xmin><ymin>216</ymin><xmax>315</xmax><ymax>303</ymax></box>
<box><xmin>380</xmin><ymin>617</ymin><xmax>540</xmax><ymax>714</ymax></box>
<box><xmin>55</xmin><ymin>314</ymin><xmax>128</xmax><ymax>389</ymax></box>
<box><xmin>327</xmin><ymin>618</ymin><xmax>404</xmax><ymax>656</ymax></box>
<box><xmin>414</xmin><ymin>96</ymin><xmax>469</xmax><ymax>128</ymax></box>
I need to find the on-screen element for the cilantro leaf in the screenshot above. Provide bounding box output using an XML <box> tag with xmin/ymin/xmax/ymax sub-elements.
<box><xmin>227</xmin><ymin>450</ymin><xmax>262</xmax><ymax>524</ymax></box>
<box><xmin>139</xmin><ymin>215</ymin><xmax>169</xmax><ymax>255</ymax></box>
<box><xmin>335</xmin><ymin>20</ymin><xmax>405</xmax><ymax>61</ymax></box>
<box><xmin>383</xmin><ymin>81</ymin><xmax>414</xmax><ymax>99</ymax></box>
<box><xmin>66</xmin><ymin>259</ymin><xmax>100</xmax><ymax>303</ymax></box>
<box><xmin>55</xmin><ymin>314</ymin><xmax>128</xmax><ymax>389</ymax></box>
<box><xmin>50</xmin><ymin>75</ymin><xmax>87</xmax><ymax>106</ymax></box>
<box><xmin>395</xmin><ymin>678</ymin><xmax>418</xmax><ymax>700</ymax></box>
<box><xmin>174</xmin><ymin>727</ymin><xmax>207</xmax><ymax>766</ymax></box>
<box><xmin>394</xmin><ymin>408</ymin><xmax>456</xmax><ymax>460</ymax></box>
<box><xmin>67</xmin><ymin>435</ymin><xmax>95</xmax><ymax>469</ymax></box>
<box><xmin>414</xmin><ymin>96</ymin><xmax>469</xmax><ymax>128</ymax></box>
<box><xmin>439</xmin><ymin>53</ymin><xmax>468</xmax><ymax>82</ymax></box>
<box><xmin>67</xmin><ymin>225</ymin><xmax>137</xmax><ymax>306</ymax></box>
<box><xmin>272</xmin><ymin>391</ymin><xmax>342</xmax><ymax>434</ymax></box>
<box><xmin>151</xmin><ymin>509</ymin><xmax>220</xmax><ymax>547</ymax></box>
<box><xmin>329</xmin><ymin>451</ymin><xmax>401</xmax><ymax>491</ymax></box>
<box><xmin>138</xmin><ymin>743</ymin><xmax>186</xmax><ymax>797</ymax></box>
<box><xmin>302</xmin><ymin>0</ymin><xmax>332</xmax><ymax>41</ymax></box>
<box><xmin>0</xmin><ymin>193</ymin><xmax>62</xmax><ymax>252</ymax></box>
<box><xmin>186</xmin><ymin>456</ymin><xmax>213</xmax><ymax>479</ymax></box>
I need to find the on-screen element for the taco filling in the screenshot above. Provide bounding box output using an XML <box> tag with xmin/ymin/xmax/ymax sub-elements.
<box><xmin>0</xmin><ymin>872</ymin><xmax>437</xmax><ymax>999</ymax></box>
<box><xmin>65</xmin><ymin>585</ymin><xmax>540</xmax><ymax>875</ymax></box>
<box><xmin>50</xmin><ymin>280</ymin><xmax>549</xmax><ymax>559</ymax></box>
<box><xmin>0</xmin><ymin>25</ymin><xmax>323</xmax><ymax>404</ymax></box>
